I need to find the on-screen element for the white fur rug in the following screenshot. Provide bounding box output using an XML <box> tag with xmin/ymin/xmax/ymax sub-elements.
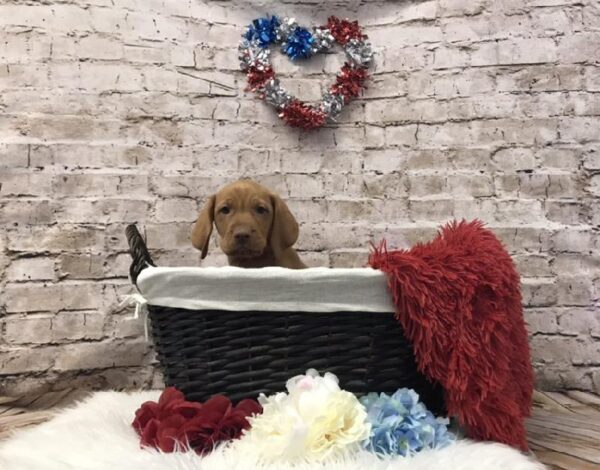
<box><xmin>0</xmin><ymin>391</ymin><xmax>545</xmax><ymax>470</ymax></box>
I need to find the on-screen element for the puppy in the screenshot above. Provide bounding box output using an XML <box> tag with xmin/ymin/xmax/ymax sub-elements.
<box><xmin>191</xmin><ymin>180</ymin><xmax>306</xmax><ymax>269</ymax></box>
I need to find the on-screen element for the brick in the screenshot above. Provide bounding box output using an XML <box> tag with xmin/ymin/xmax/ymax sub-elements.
<box><xmin>363</xmin><ymin>74</ymin><xmax>407</xmax><ymax>99</ymax></box>
<box><xmin>77</xmin><ymin>36</ymin><xmax>123</xmax><ymax>60</ymax></box>
<box><xmin>553</xmin><ymin>253</ymin><xmax>600</xmax><ymax>276</ymax></box>
<box><xmin>442</xmin><ymin>17</ymin><xmax>491</xmax><ymax>43</ymax></box>
<box><xmin>415</xmin><ymin>123</ymin><xmax>472</xmax><ymax>147</ymax></box>
<box><xmin>0</xmin><ymin>348</ymin><xmax>54</xmax><ymax>374</ymax></box>
<box><xmin>407</xmin><ymin>173</ymin><xmax>446</xmax><ymax>197</ymax></box>
<box><xmin>359</xmin><ymin>1</ymin><xmax>436</xmax><ymax>25</ymax></box>
<box><xmin>539</xmin><ymin>148</ymin><xmax>580</xmax><ymax>170</ymax></box>
<box><xmin>530</xmin><ymin>336</ymin><xmax>590</xmax><ymax>365</ymax></box>
<box><xmin>558</xmin><ymin>309</ymin><xmax>600</xmax><ymax>337</ymax></box>
<box><xmin>545</xmin><ymin>200</ymin><xmax>586</xmax><ymax>225</ymax></box>
<box><xmin>0</xmin><ymin>143</ymin><xmax>29</xmax><ymax>168</ymax></box>
<box><xmin>51</xmin><ymin>312</ymin><xmax>105</xmax><ymax>341</ymax></box>
<box><xmin>522</xmin><ymin>279</ymin><xmax>558</xmax><ymax>307</ymax></box>
<box><xmin>513</xmin><ymin>254</ymin><xmax>553</xmax><ymax>277</ymax></box>
<box><xmin>496</xmin><ymin>200</ymin><xmax>545</xmax><ymax>223</ymax></box>
<box><xmin>585</xmin><ymin>65</ymin><xmax>600</xmax><ymax>91</ymax></box>
<box><xmin>366</xmin><ymin>99</ymin><xmax>446</xmax><ymax>124</ymax></box>
<box><xmin>0</xmin><ymin>200</ymin><xmax>56</xmax><ymax>225</ymax></box>
<box><xmin>497</xmin><ymin>38</ymin><xmax>558</xmax><ymax>65</ymax></box>
<box><xmin>144</xmin><ymin>223</ymin><xmax>195</xmax><ymax>250</ymax></box>
<box><xmin>472</xmin><ymin>119</ymin><xmax>558</xmax><ymax>146</ymax></box>
<box><xmin>53</xmin><ymin>340</ymin><xmax>150</xmax><ymax>371</ymax></box>
<box><xmin>124</xmin><ymin>44</ymin><xmax>168</xmax><ymax>64</ymax></box>
<box><xmin>453</xmin><ymin>198</ymin><xmax>496</xmax><ymax>222</ymax></box>
<box><xmin>557</xmin><ymin>276</ymin><xmax>594</xmax><ymax>306</ymax></box>
<box><xmin>7</xmin><ymin>225</ymin><xmax>104</xmax><ymax>253</ymax></box>
<box><xmin>4</xmin><ymin>316</ymin><xmax>53</xmax><ymax>344</ymax></box>
<box><xmin>380</xmin><ymin>46</ymin><xmax>430</xmax><ymax>73</ymax></box>
<box><xmin>365</xmin><ymin>125</ymin><xmax>385</xmax><ymax>148</ymax></box>
<box><xmin>497</xmin><ymin>66</ymin><xmax>584</xmax><ymax>92</ymax></box>
<box><xmin>558</xmin><ymin>33</ymin><xmax>600</xmax><ymax>63</ymax></box>
<box><xmin>329</xmin><ymin>249</ymin><xmax>370</xmax><ymax>268</ymax></box>
<box><xmin>588</xmin><ymin>175</ymin><xmax>600</xmax><ymax>196</ymax></box>
<box><xmin>113</xmin><ymin>316</ymin><xmax>146</xmax><ymax>338</ymax></box>
<box><xmin>7</xmin><ymin>257</ymin><xmax>55</xmax><ymax>281</ymax></box>
<box><xmin>447</xmin><ymin>174</ymin><xmax>493</xmax><ymax>197</ymax></box>
<box><xmin>525</xmin><ymin>309</ymin><xmax>559</xmax><ymax>335</ymax></box>
<box><xmin>79</xmin><ymin>63</ymin><xmax>143</xmax><ymax>92</ymax></box>
<box><xmin>58</xmin><ymin>253</ymin><xmax>105</xmax><ymax>279</ymax></box>
<box><xmin>438</xmin><ymin>0</ymin><xmax>487</xmax><ymax>17</ymax></box>
<box><xmin>409</xmin><ymin>198</ymin><xmax>455</xmax><ymax>222</ymax></box>
<box><xmin>1</xmin><ymin>172</ymin><xmax>52</xmax><ymax>197</ymax></box>
<box><xmin>4</xmin><ymin>283</ymin><xmax>102</xmax><ymax>313</ymax></box>
<box><xmin>559</xmin><ymin>117</ymin><xmax>600</xmax><ymax>143</ymax></box>
<box><xmin>153</xmin><ymin>198</ymin><xmax>197</xmax><ymax>222</ymax></box>
<box><xmin>492</xmin><ymin>147</ymin><xmax>536</xmax><ymax>172</ymax></box>
<box><xmin>367</xmin><ymin>25</ymin><xmax>443</xmax><ymax>48</ymax></box>
<box><xmin>55</xmin><ymin>199</ymin><xmax>149</xmax><ymax>224</ymax></box>
<box><xmin>29</xmin><ymin>143</ymin><xmax>150</xmax><ymax>169</ymax></box>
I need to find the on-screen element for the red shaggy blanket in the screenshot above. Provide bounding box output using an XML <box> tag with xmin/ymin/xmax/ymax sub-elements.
<box><xmin>369</xmin><ymin>220</ymin><xmax>533</xmax><ymax>451</ymax></box>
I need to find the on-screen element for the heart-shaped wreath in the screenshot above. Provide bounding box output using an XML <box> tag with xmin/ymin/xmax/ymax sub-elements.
<box><xmin>238</xmin><ymin>16</ymin><xmax>374</xmax><ymax>130</ymax></box>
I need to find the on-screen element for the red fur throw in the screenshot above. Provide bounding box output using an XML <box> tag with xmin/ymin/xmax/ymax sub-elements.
<box><xmin>369</xmin><ymin>220</ymin><xmax>533</xmax><ymax>451</ymax></box>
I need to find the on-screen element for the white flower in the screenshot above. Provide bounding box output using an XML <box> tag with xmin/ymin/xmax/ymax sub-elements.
<box><xmin>235</xmin><ymin>369</ymin><xmax>371</xmax><ymax>462</ymax></box>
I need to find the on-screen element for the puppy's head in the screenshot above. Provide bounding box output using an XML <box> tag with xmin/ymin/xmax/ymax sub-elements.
<box><xmin>191</xmin><ymin>180</ymin><xmax>299</xmax><ymax>261</ymax></box>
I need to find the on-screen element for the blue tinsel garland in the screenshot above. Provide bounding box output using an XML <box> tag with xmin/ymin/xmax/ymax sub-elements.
<box><xmin>244</xmin><ymin>16</ymin><xmax>280</xmax><ymax>47</ymax></box>
<box><xmin>282</xmin><ymin>27</ymin><xmax>314</xmax><ymax>60</ymax></box>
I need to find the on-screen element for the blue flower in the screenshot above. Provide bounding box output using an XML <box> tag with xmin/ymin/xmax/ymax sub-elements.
<box><xmin>282</xmin><ymin>27</ymin><xmax>314</xmax><ymax>60</ymax></box>
<box><xmin>245</xmin><ymin>16</ymin><xmax>280</xmax><ymax>47</ymax></box>
<box><xmin>360</xmin><ymin>389</ymin><xmax>455</xmax><ymax>457</ymax></box>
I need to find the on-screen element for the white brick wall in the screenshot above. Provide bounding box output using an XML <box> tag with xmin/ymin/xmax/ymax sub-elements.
<box><xmin>1</xmin><ymin>0</ymin><xmax>599</xmax><ymax>395</ymax></box>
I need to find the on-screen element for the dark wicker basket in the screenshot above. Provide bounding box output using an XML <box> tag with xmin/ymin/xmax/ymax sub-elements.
<box><xmin>126</xmin><ymin>225</ymin><xmax>445</xmax><ymax>414</ymax></box>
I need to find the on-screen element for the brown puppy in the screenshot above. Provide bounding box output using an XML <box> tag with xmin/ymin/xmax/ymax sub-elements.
<box><xmin>191</xmin><ymin>180</ymin><xmax>306</xmax><ymax>269</ymax></box>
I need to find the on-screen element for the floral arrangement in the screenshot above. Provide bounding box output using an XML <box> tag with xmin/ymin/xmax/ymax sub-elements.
<box><xmin>133</xmin><ymin>370</ymin><xmax>454</xmax><ymax>462</ymax></box>
<box><xmin>238</xmin><ymin>16</ymin><xmax>374</xmax><ymax>130</ymax></box>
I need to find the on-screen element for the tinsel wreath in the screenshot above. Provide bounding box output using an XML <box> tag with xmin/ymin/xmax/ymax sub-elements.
<box><xmin>238</xmin><ymin>15</ymin><xmax>373</xmax><ymax>130</ymax></box>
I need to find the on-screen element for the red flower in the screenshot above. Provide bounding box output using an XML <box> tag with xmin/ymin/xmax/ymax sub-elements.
<box><xmin>132</xmin><ymin>387</ymin><xmax>262</xmax><ymax>454</ymax></box>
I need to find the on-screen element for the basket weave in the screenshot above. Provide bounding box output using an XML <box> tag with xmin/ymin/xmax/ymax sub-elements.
<box><xmin>126</xmin><ymin>225</ymin><xmax>445</xmax><ymax>413</ymax></box>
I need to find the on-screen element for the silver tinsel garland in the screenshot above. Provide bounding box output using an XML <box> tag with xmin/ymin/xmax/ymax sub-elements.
<box><xmin>275</xmin><ymin>17</ymin><xmax>298</xmax><ymax>42</ymax></box>
<box><xmin>238</xmin><ymin>39</ymin><xmax>271</xmax><ymax>71</ymax></box>
<box><xmin>344</xmin><ymin>39</ymin><xmax>374</xmax><ymax>67</ymax></box>
<box><xmin>311</xmin><ymin>27</ymin><xmax>336</xmax><ymax>54</ymax></box>
<box><xmin>263</xmin><ymin>79</ymin><xmax>293</xmax><ymax>108</ymax></box>
<box><xmin>320</xmin><ymin>92</ymin><xmax>345</xmax><ymax>119</ymax></box>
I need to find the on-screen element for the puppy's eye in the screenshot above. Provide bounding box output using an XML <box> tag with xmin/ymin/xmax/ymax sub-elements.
<box><xmin>219</xmin><ymin>206</ymin><xmax>231</xmax><ymax>215</ymax></box>
<box><xmin>256</xmin><ymin>206</ymin><xmax>269</xmax><ymax>215</ymax></box>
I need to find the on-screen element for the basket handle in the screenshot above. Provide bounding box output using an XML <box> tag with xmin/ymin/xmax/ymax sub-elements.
<box><xmin>126</xmin><ymin>224</ymin><xmax>156</xmax><ymax>285</ymax></box>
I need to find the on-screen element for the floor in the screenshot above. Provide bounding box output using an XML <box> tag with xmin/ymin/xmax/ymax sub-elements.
<box><xmin>0</xmin><ymin>389</ymin><xmax>599</xmax><ymax>469</ymax></box>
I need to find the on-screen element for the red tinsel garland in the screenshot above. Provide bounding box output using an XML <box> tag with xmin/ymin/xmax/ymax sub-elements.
<box><xmin>325</xmin><ymin>16</ymin><xmax>365</xmax><ymax>45</ymax></box>
<box><xmin>330</xmin><ymin>63</ymin><xmax>369</xmax><ymax>104</ymax></box>
<box><xmin>280</xmin><ymin>100</ymin><xmax>327</xmax><ymax>130</ymax></box>
<box><xmin>246</xmin><ymin>66</ymin><xmax>275</xmax><ymax>91</ymax></box>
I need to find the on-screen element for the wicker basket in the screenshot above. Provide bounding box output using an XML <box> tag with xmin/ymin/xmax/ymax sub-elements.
<box><xmin>126</xmin><ymin>225</ymin><xmax>444</xmax><ymax>414</ymax></box>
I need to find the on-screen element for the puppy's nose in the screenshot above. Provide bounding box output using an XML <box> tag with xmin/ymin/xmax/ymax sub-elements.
<box><xmin>234</xmin><ymin>232</ymin><xmax>251</xmax><ymax>244</ymax></box>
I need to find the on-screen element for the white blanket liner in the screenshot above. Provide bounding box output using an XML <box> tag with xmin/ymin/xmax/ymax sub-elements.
<box><xmin>136</xmin><ymin>266</ymin><xmax>396</xmax><ymax>313</ymax></box>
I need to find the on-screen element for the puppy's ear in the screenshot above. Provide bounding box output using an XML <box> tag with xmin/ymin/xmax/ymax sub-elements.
<box><xmin>270</xmin><ymin>194</ymin><xmax>299</xmax><ymax>257</ymax></box>
<box><xmin>191</xmin><ymin>195</ymin><xmax>215</xmax><ymax>259</ymax></box>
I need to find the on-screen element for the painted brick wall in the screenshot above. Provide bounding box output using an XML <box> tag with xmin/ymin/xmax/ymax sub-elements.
<box><xmin>1</xmin><ymin>0</ymin><xmax>599</xmax><ymax>395</ymax></box>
